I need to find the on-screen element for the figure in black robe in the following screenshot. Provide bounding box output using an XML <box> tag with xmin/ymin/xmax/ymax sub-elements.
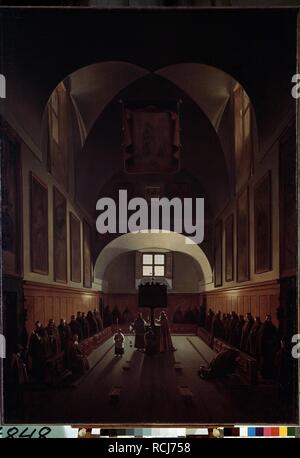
<box><xmin>69</xmin><ymin>315</ymin><xmax>81</xmax><ymax>338</ymax></box>
<box><xmin>198</xmin><ymin>349</ymin><xmax>239</xmax><ymax>379</ymax></box>
<box><xmin>223</xmin><ymin>313</ymin><xmax>231</xmax><ymax>341</ymax></box>
<box><xmin>58</xmin><ymin>319</ymin><xmax>72</xmax><ymax>351</ymax></box>
<box><xmin>275</xmin><ymin>337</ymin><xmax>296</xmax><ymax>402</ymax></box>
<box><xmin>246</xmin><ymin>316</ymin><xmax>261</xmax><ymax>358</ymax></box>
<box><xmin>199</xmin><ymin>302</ymin><xmax>206</xmax><ymax>327</ymax></box>
<box><xmin>121</xmin><ymin>307</ymin><xmax>133</xmax><ymax>325</ymax></box>
<box><xmin>112</xmin><ymin>306</ymin><xmax>121</xmax><ymax>326</ymax></box>
<box><xmin>205</xmin><ymin>309</ymin><xmax>214</xmax><ymax>333</ymax></box>
<box><xmin>94</xmin><ymin>309</ymin><xmax>104</xmax><ymax>332</ymax></box>
<box><xmin>65</xmin><ymin>334</ymin><xmax>89</xmax><ymax>375</ymax></box>
<box><xmin>10</xmin><ymin>344</ymin><xmax>29</xmax><ymax>386</ymax></box>
<box><xmin>133</xmin><ymin>313</ymin><xmax>147</xmax><ymax>350</ymax></box>
<box><xmin>228</xmin><ymin>312</ymin><xmax>239</xmax><ymax>347</ymax></box>
<box><xmin>145</xmin><ymin>327</ymin><xmax>157</xmax><ymax>356</ymax></box>
<box><xmin>211</xmin><ymin>311</ymin><xmax>224</xmax><ymax>340</ymax></box>
<box><xmin>103</xmin><ymin>306</ymin><xmax>113</xmax><ymax>327</ymax></box>
<box><xmin>173</xmin><ymin>306</ymin><xmax>184</xmax><ymax>324</ymax></box>
<box><xmin>87</xmin><ymin>310</ymin><xmax>98</xmax><ymax>335</ymax></box>
<box><xmin>76</xmin><ymin>312</ymin><xmax>84</xmax><ymax>341</ymax></box>
<box><xmin>183</xmin><ymin>307</ymin><xmax>195</xmax><ymax>324</ymax></box>
<box><xmin>9</xmin><ymin>344</ymin><xmax>29</xmax><ymax>409</ymax></box>
<box><xmin>230</xmin><ymin>315</ymin><xmax>244</xmax><ymax>349</ymax></box>
<box><xmin>46</xmin><ymin>319</ymin><xmax>61</xmax><ymax>356</ymax></box>
<box><xmin>240</xmin><ymin>313</ymin><xmax>254</xmax><ymax>352</ymax></box>
<box><xmin>81</xmin><ymin>312</ymin><xmax>90</xmax><ymax>338</ymax></box>
<box><xmin>259</xmin><ymin>315</ymin><xmax>280</xmax><ymax>379</ymax></box>
<box><xmin>28</xmin><ymin>321</ymin><xmax>48</xmax><ymax>382</ymax></box>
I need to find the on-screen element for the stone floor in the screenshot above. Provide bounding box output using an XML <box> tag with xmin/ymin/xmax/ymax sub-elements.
<box><xmin>4</xmin><ymin>335</ymin><xmax>296</xmax><ymax>425</ymax></box>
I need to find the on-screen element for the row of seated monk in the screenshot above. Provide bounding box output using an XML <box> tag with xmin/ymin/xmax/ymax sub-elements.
<box><xmin>9</xmin><ymin>310</ymin><xmax>104</xmax><ymax>387</ymax></box>
<box><xmin>200</xmin><ymin>309</ymin><xmax>293</xmax><ymax>384</ymax></box>
<box><xmin>102</xmin><ymin>305</ymin><xmax>199</xmax><ymax>327</ymax></box>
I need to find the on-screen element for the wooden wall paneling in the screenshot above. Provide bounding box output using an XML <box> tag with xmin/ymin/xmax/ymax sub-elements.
<box><xmin>25</xmin><ymin>296</ymin><xmax>34</xmax><ymax>336</ymax></box>
<box><xmin>244</xmin><ymin>296</ymin><xmax>250</xmax><ymax>314</ymax></box>
<box><xmin>45</xmin><ymin>296</ymin><xmax>54</xmax><ymax>323</ymax></box>
<box><xmin>250</xmin><ymin>295</ymin><xmax>258</xmax><ymax>318</ymax></box>
<box><xmin>237</xmin><ymin>296</ymin><xmax>243</xmax><ymax>316</ymax></box>
<box><xmin>204</xmin><ymin>280</ymin><xmax>279</xmax><ymax>323</ymax></box>
<box><xmin>270</xmin><ymin>295</ymin><xmax>279</xmax><ymax>326</ymax></box>
<box><xmin>259</xmin><ymin>295</ymin><xmax>268</xmax><ymax>320</ymax></box>
<box><xmin>24</xmin><ymin>282</ymin><xmax>100</xmax><ymax>335</ymax></box>
<box><xmin>60</xmin><ymin>296</ymin><xmax>67</xmax><ymax>319</ymax></box>
<box><xmin>36</xmin><ymin>296</ymin><xmax>45</xmax><ymax>326</ymax></box>
<box><xmin>233</xmin><ymin>296</ymin><xmax>238</xmax><ymax>313</ymax></box>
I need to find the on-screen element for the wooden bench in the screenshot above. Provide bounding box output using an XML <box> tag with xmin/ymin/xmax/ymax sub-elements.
<box><xmin>174</xmin><ymin>361</ymin><xmax>183</xmax><ymax>374</ymax></box>
<box><xmin>178</xmin><ymin>386</ymin><xmax>194</xmax><ymax>405</ymax></box>
<box><xmin>170</xmin><ymin>324</ymin><xmax>198</xmax><ymax>334</ymax></box>
<box><xmin>212</xmin><ymin>336</ymin><xmax>258</xmax><ymax>384</ymax></box>
<box><xmin>196</xmin><ymin>327</ymin><xmax>212</xmax><ymax>347</ymax></box>
<box><xmin>109</xmin><ymin>386</ymin><xmax>122</xmax><ymax>402</ymax></box>
<box><xmin>195</xmin><ymin>328</ymin><xmax>258</xmax><ymax>384</ymax></box>
<box><xmin>44</xmin><ymin>352</ymin><xmax>71</xmax><ymax>386</ymax></box>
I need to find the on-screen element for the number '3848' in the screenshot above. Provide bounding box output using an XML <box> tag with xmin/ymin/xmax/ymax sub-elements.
<box><xmin>0</xmin><ymin>427</ymin><xmax>52</xmax><ymax>438</ymax></box>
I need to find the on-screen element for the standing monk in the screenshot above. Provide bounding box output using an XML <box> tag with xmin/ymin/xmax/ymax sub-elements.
<box><xmin>28</xmin><ymin>321</ymin><xmax>48</xmax><ymax>382</ymax></box>
<box><xmin>46</xmin><ymin>319</ymin><xmax>61</xmax><ymax>355</ymax></box>
<box><xmin>259</xmin><ymin>315</ymin><xmax>280</xmax><ymax>379</ymax></box>
<box><xmin>159</xmin><ymin>311</ymin><xmax>176</xmax><ymax>353</ymax></box>
<box><xmin>58</xmin><ymin>319</ymin><xmax>72</xmax><ymax>351</ymax></box>
<box><xmin>133</xmin><ymin>313</ymin><xmax>147</xmax><ymax>351</ymax></box>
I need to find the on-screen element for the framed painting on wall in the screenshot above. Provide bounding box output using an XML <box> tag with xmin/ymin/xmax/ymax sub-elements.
<box><xmin>70</xmin><ymin>212</ymin><xmax>81</xmax><ymax>283</ymax></box>
<box><xmin>225</xmin><ymin>214</ymin><xmax>234</xmax><ymax>282</ymax></box>
<box><xmin>254</xmin><ymin>171</ymin><xmax>272</xmax><ymax>274</ymax></box>
<box><xmin>123</xmin><ymin>102</ymin><xmax>180</xmax><ymax>174</ymax></box>
<box><xmin>214</xmin><ymin>220</ymin><xmax>222</xmax><ymax>287</ymax></box>
<box><xmin>83</xmin><ymin>219</ymin><xmax>92</xmax><ymax>288</ymax></box>
<box><xmin>1</xmin><ymin>128</ymin><xmax>23</xmax><ymax>276</ymax></box>
<box><xmin>237</xmin><ymin>187</ymin><xmax>249</xmax><ymax>282</ymax></box>
<box><xmin>30</xmin><ymin>173</ymin><xmax>49</xmax><ymax>275</ymax></box>
<box><xmin>279</xmin><ymin>127</ymin><xmax>297</xmax><ymax>277</ymax></box>
<box><xmin>53</xmin><ymin>187</ymin><xmax>67</xmax><ymax>283</ymax></box>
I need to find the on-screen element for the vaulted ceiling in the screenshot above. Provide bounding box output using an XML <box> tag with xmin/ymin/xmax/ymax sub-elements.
<box><xmin>72</xmin><ymin>62</ymin><xmax>234</xmax><ymax>219</ymax></box>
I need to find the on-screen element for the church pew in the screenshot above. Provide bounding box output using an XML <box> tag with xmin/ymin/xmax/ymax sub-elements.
<box><xmin>196</xmin><ymin>327</ymin><xmax>258</xmax><ymax>384</ymax></box>
<box><xmin>44</xmin><ymin>352</ymin><xmax>72</xmax><ymax>386</ymax></box>
<box><xmin>211</xmin><ymin>337</ymin><xmax>257</xmax><ymax>384</ymax></box>
<box><xmin>170</xmin><ymin>324</ymin><xmax>198</xmax><ymax>334</ymax></box>
<box><xmin>196</xmin><ymin>327</ymin><xmax>212</xmax><ymax>347</ymax></box>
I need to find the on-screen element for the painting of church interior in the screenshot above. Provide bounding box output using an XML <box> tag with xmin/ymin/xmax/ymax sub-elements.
<box><xmin>0</xmin><ymin>6</ymin><xmax>298</xmax><ymax>425</ymax></box>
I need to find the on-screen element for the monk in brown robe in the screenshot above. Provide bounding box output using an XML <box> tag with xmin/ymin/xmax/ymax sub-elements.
<box><xmin>46</xmin><ymin>319</ymin><xmax>61</xmax><ymax>356</ymax></box>
<box><xmin>58</xmin><ymin>318</ymin><xmax>72</xmax><ymax>351</ymax></box>
<box><xmin>240</xmin><ymin>313</ymin><xmax>254</xmax><ymax>352</ymax></box>
<box><xmin>158</xmin><ymin>311</ymin><xmax>176</xmax><ymax>353</ymax></box>
<box><xmin>94</xmin><ymin>309</ymin><xmax>104</xmax><ymax>332</ymax></box>
<box><xmin>211</xmin><ymin>311</ymin><xmax>224</xmax><ymax>340</ymax></box>
<box><xmin>246</xmin><ymin>316</ymin><xmax>262</xmax><ymax>357</ymax></box>
<box><xmin>65</xmin><ymin>334</ymin><xmax>89</xmax><ymax>375</ymax></box>
<box><xmin>28</xmin><ymin>321</ymin><xmax>49</xmax><ymax>382</ymax></box>
<box><xmin>198</xmin><ymin>349</ymin><xmax>239</xmax><ymax>379</ymax></box>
